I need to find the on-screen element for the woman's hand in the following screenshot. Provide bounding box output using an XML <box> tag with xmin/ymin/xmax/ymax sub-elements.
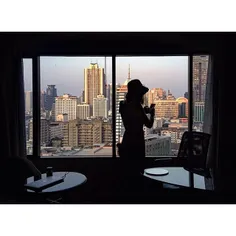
<box><xmin>150</xmin><ymin>107</ymin><xmax>155</xmax><ymax>116</ymax></box>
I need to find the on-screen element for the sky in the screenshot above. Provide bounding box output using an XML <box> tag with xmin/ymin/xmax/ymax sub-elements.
<box><xmin>23</xmin><ymin>56</ymin><xmax>188</xmax><ymax>98</ymax></box>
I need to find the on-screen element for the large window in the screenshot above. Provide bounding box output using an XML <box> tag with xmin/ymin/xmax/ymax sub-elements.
<box><xmin>116</xmin><ymin>56</ymin><xmax>189</xmax><ymax>157</ymax></box>
<box><xmin>25</xmin><ymin>54</ymin><xmax>210</xmax><ymax>158</ymax></box>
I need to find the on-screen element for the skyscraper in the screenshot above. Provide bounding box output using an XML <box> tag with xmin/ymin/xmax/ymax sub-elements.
<box><xmin>84</xmin><ymin>63</ymin><xmax>104</xmax><ymax>115</ymax></box>
<box><xmin>55</xmin><ymin>94</ymin><xmax>77</xmax><ymax>121</ymax></box>
<box><xmin>176</xmin><ymin>97</ymin><xmax>188</xmax><ymax>118</ymax></box>
<box><xmin>41</xmin><ymin>91</ymin><xmax>46</xmax><ymax>111</ymax></box>
<box><xmin>116</xmin><ymin>65</ymin><xmax>131</xmax><ymax>142</ymax></box>
<box><xmin>184</xmin><ymin>92</ymin><xmax>189</xmax><ymax>99</ymax></box>
<box><xmin>45</xmin><ymin>85</ymin><xmax>57</xmax><ymax>111</ymax></box>
<box><xmin>194</xmin><ymin>102</ymin><xmax>205</xmax><ymax>123</ymax></box>
<box><xmin>93</xmin><ymin>95</ymin><xmax>108</xmax><ymax>118</ymax></box>
<box><xmin>147</xmin><ymin>88</ymin><xmax>166</xmax><ymax>106</ymax></box>
<box><xmin>105</xmin><ymin>83</ymin><xmax>112</xmax><ymax>112</ymax></box>
<box><xmin>25</xmin><ymin>91</ymin><xmax>32</xmax><ymax>113</ymax></box>
<box><xmin>193</xmin><ymin>56</ymin><xmax>209</xmax><ymax>102</ymax></box>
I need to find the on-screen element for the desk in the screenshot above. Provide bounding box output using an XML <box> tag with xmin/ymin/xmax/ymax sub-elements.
<box><xmin>143</xmin><ymin>167</ymin><xmax>206</xmax><ymax>190</ymax></box>
<box><xmin>27</xmin><ymin>172</ymin><xmax>87</xmax><ymax>193</ymax></box>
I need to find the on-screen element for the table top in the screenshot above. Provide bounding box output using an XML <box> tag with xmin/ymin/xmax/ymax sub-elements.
<box><xmin>26</xmin><ymin>172</ymin><xmax>87</xmax><ymax>193</ymax></box>
<box><xmin>143</xmin><ymin>167</ymin><xmax>206</xmax><ymax>190</ymax></box>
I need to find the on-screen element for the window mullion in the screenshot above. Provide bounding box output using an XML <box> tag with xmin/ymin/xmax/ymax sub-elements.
<box><xmin>112</xmin><ymin>55</ymin><xmax>116</xmax><ymax>158</ymax></box>
<box><xmin>33</xmin><ymin>56</ymin><xmax>40</xmax><ymax>158</ymax></box>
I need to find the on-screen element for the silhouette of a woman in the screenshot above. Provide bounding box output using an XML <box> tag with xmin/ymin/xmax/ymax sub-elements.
<box><xmin>118</xmin><ymin>79</ymin><xmax>155</xmax><ymax>160</ymax></box>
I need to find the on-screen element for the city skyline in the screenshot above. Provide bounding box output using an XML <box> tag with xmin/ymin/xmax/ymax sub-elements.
<box><xmin>23</xmin><ymin>56</ymin><xmax>188</xmax><ymax>98</ymax></box>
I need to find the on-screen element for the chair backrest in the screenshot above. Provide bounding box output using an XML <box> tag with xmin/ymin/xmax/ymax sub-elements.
<box><xmin>177</xmin><ymin>131</ymin><xmax>211</xmax><ymax>168</ymax></box>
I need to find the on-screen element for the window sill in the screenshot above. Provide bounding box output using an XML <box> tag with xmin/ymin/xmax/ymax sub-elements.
<box><xmin>27</xmin><ymin>155</ymin><xmax>176</xmax><ymax>159</ymax></box>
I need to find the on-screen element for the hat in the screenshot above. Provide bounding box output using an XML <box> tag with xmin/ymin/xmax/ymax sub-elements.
<box><xmin>127</xmin><ymin>79</ymin><xmax>149</xmax><ymax>96</ymax></box>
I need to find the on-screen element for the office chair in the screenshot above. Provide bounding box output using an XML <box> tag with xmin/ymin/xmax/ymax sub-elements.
<box><xmin>162</xmin><ymin>131</ymin><xmax>211</xmax><ymax>190</ymax></box>
<box><xmin>177</xmin><ymin>131</ymin><xmax>211</xmax><ymax>176</ymax></box>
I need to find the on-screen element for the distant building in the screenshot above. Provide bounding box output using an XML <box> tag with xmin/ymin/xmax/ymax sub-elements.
<box><xmin>77</xmin><ymin>103</ymin><xmax>90</xmax><ymax>120</ymax></box>
<box><xmin>193</xmin><ymin>55</ymin><xmax>209</xmax><ymax>102</ymax></box>
<box><xmin>45</xmin><ymin>85</ymin><xmax>57</xmax><ymax>111</ymax></box>
<box><xmin>147</xmin><ymin>88</ymin><xmax>166</xmax><ymax>106</ymax></box>
<box><xmin>55</xmin><ymin>94</ymin><xmax>77</xmax><ymax>121</ymax></box>
<box><xmin>93</xmin><ymin>95</ymin><xmax>108</xmax><ymax>118</ymax></box>
<box><xmin>56</xmin><ymin>113</ymin><xmax>68</xmax><ymax>122</ymax></box>
<box><xmin>154</xmin><ymin>99</ymin><xmax>178</xmax><ymax>119</ymax></box>
<box><xmin>184</xmin><ymin>92</ymin><xmax>189</xmax><ymax>99</ymax></box>
<box><xmin>50</xmin><ymin>121</ymin><xmax>65</xmax><ymax>139</ymax></box>
<box><xmin>25</xmin><ymin>91</ymin><xmax>32</xmax><ymax>113</ymax></box>
<box><xmin>29</xmin><ymin>118</ymin><xmax>50</xmax><ymax>146</ymax></box>
<box><xmin>41</xmin><ymin>91</ymin><xmax>46</xmax><ymax>111</ymax></box>
<box><xmin>62</xmin><ymin>118</ymin><xmax>112</xmax><ymax>148</ymax></box>
<box><xmin>145</xmin><ymin>135</ymin><xmax>171</xmax><ymax>156</ymax></box>
<box><xmin>176</xmin><ymin>97</ymin><xmax>188</xmax><ymax>118</ymax></box>
<box><xmin>84</xmin><ymin>63</ymin><xmax>105</xmax><ymax>115</ymax></box>
<box><xmin>194</xmin><ymin>102</ymin><xmax>205</xmax><ymax>122</ymax></box>
<box><xmin>106</xmin><ymin>83</ymin><xmax>112</xmax><ymax>112</ymax></box>
<box><xmin>116</xmin><ymin>80</ymin><xmax>129</xmax><ymax>142</ymax></box>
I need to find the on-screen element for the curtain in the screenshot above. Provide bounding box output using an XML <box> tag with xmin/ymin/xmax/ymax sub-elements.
<box><xmin>203</xmin><ymin>55</ymin><xmax>217</xmax><ymax>190</ymax></box>
<box><xmin>1</xmin><ymin>47</ymin><xmax>26</xmax><ymax>159</ymax></box>
<box><xmin>0</xmin><ymin>44</ymin><xmax>41</xmax><ymax>197</ymax></box>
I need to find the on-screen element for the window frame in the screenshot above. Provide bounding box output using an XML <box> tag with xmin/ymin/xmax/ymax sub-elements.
<box><xmin>25</xmin><ymin>53</ymin><xmax>209</xmax><ymax>159</ymax></box>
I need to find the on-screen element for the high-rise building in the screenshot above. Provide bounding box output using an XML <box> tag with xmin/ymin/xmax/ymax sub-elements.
<box><xmin>61</xmin><ymin>118</ymin><xmax>112</xmax><ymax>148</ymax></box>
<box><xmin>45</xmin><ymin>85</ymin><xmax>57</xmax><ymax>111</ymax></box>
<box><xmin>176</xmin><ymin>97</ymin><xmax>188</xmax><ymax>118</ymax></box>
<box><xmin>25</xmin><ymin>91</ymin><xmax>32</xmax><ymax>113</ymax></box>
<box><xmin>55</xmin><ymin>94</ymin><xmax>77</xmax><ymax>121</ymax></box>
<box><xmin>50</xmin><ymin>121</ymin><xmax>65</xmax><ymax>139</ymax></box>
<box><xmin>106</xmin><ymin>83</ymin><xmax>112</xmax><ymax>112</ymax></box>
<box><xmin>193</xmin><ymin>56</ymin><xmax>209</xmax><ymax>102</ymax></box>
<box><xmin>51</xmin><ymin>103</ymin><xmax>55</xmax><ymax>121</ymax></box>
<box><xmin>93</xmin><ymin>95</ymin><xmax>108</xmax><ymax>118</ymax></box>
<box><xmin>147</xmin><ymin>88</ymin><xmax>166</xmax><ymax>106</ymax></box>
<box><xmin>194</xmin><ymin>102</ymin><xmax>205</xmax><ymax>123</ymax></box>
<box><xmin>41</xmin><ymin>91</ymin><xmax>46</xmax><ymax>111</ymax></box>
<box><xmin>116</xmin><ymin>81</ymin><xmax>128</xmax><ymax>142</ymax></box>
<box><xmin>84</xmin><ymin>63</ymin><xmax>105</xmax><ymax>115</ymax></box>
<box><xmin>29</xmin><ymin>118</ymin><xmax>50</xmax><ymax>146</ymax></box>
<box><xmin>154</xmin><ymin>91</ymin><xmax>178</xmax><ymax>119</ymax></box>
<box><xmin>184</xmin><ymin>92</ymin><xmax>189</xmax><ymax>99</ymax></box>
<box><xmin>115</xmin><ymin>65</ymin><xmax>131</xmax><ymax>143</ymax></box>
<box><xmin>77</xmin><ymin>103</ymin><xmax>90</xmax><ymax>120</ymax></box>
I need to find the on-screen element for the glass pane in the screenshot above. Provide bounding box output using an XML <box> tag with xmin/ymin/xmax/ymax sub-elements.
<box><xmin>116</xmin><ymin>56</ymin><xmax>189</xmax><ymax>157</ymax></box>
<box><xmin>192</xmin><ymin>55</ymin><xmax>209</xmax><ymax>131</ymax></box>
<box><xmin>23</xmin><ymin>58</ymin><xmax>33</xmax><ymax>155</ymax></box>
<box><xmin>40</xmin><ymin>56</ymin><xmax>113</xmax><ymax>157</ymax></box>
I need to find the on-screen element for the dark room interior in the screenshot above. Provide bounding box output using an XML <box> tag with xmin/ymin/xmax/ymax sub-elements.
<box><xmin>0</xmin><ymin>32</ymin><xmax>235</xmax><ymax>204</ymax></box>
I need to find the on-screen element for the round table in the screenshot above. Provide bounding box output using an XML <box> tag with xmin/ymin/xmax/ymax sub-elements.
<box><xmin>26</xmin><ymin>172</ymin><xmax>87</xmax><ymax>193</ymax></box>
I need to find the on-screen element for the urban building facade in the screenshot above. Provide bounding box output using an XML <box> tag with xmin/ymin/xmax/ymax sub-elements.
<box><xmin>76</xmin><ymin>103</ymin><xmax>90</xmax><ymax>120</ymax></box>
<box><xmin>93</xmin><ymin>95</ymin><xmax>108</xmax><ymax>118</ymax></box>
<box><xmin>193</xmin><ymin>55</ymin><xmax>209</xmax><ymax>102</ymax></box>
<box><xmin>84</xmin><ymin>63</ymin><xmax>105</xmax><ymax>115</ymax></box>
<box><xmin>25</xmin><ymin>91</ymin><xmax>32</xmax><ymax>114</ymax></box>
<box><xmin>116</xmin><ymin>80</ymin><xmax>129</xmax><ymax>142</ymax></box>
<box><xmin>145</xmin><ymin>135</ymin><xmax>171</xmax><ymax>156</ymax></box>
<box><xmin>45</xmin><ymin>85</ymin><xmax>57</xmax><ymax>111</ymax></box>
<box><xmin>194</xmin><ymin>102</ymin><xmax>205</xmax><ymax>122</ymax></box>
<box><xmin>55</xmin><ymin>94</ymin><xmax>77</xmax><ymax>121</ymax></box>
